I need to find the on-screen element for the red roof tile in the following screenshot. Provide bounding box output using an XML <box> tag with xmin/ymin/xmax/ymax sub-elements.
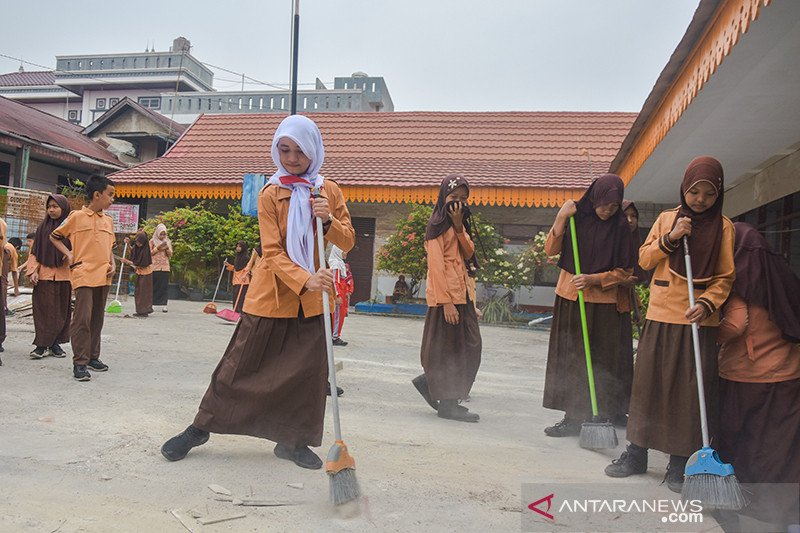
<box><xmin>112</xmin><ymin>111</ymin><xmax>637</xmax><ymax>189</ymax></box>
<box><xmin>0</xmin><ymin>70</ymin><xmax>56</xmax><ymax>87</ymax></box>
<box><xmin>0</xmin><ymin>96</ymin><xmax>123</xmax><ymax>167</ymax></box>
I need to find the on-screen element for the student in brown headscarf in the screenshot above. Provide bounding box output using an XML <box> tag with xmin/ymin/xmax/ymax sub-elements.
<box><xmin>161</xmin><ymin>114</ymin><xmax>354</xmax><ymax>469</ymax></box>
<box><xmin>121</xmin><ymin>231</ymin><xmax>154</xmax><ymax>317</ymax></box>
<box><xmin>542</xmin><ymin>174</ymin><xmax>635</xmax><ymax>437</ymax></box>
<box><xmin>27</xmin><ymin>194</ymin><xmax>73</xmax><ymax>359</ymax></box>
<box><xmin>714</xmin><ymin>223</ymin><xmax>800</xmax><ymax>528</ymax></box>
<box><xmin>605</xmin><ymin>156</ymin><xmax>735</xmax><ymax>494</ymax></box>
<box><xmin>412</xmin><ymin>173</ymin><xmax>482</xmax><ymax>423</ymax></box>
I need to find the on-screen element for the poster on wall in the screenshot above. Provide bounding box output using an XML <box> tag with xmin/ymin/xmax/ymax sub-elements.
<box><xmin>106</xmin><ymin>203</ymin><xmax>140</xmax><ymax>234</ymax></box>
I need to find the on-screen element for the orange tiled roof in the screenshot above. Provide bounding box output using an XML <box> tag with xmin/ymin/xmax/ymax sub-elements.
<box><xmin>112</xmin><ymin>111</ymin><xmax>636</xmax><ymax>206</ymax></box>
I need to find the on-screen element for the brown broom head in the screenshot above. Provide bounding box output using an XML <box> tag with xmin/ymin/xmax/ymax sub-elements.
<box><xmin>203</xmin><ymin>302</ymin><xmax>217</xmax><ymax>314</ymax></box>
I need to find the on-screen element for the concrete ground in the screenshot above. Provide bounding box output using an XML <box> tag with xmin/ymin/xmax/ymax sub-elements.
<box><xmin>0</xmin><ymin>299</ymin><xmax>723</xmax><ymax>532</ymax></box>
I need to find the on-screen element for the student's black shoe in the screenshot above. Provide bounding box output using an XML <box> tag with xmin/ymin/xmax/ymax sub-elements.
<box><xmin>0</xmin><ymin>343</ymin><xmax>4</xmax><ymax>352</ymax></box>
<box><xmin>273</xmin><ymin>443</ymin><xmax>322</xmax><ymax>469</ymax></box>
<box><xmin>30</xmin><ymin>347</ymin><xmax>47</xmax><ymax>359</ymax></box>
<box><xmin>605</xmin><ymin>444</ymin><xmax>648</xmax><ymax>477</ymax></box>
<box><xmin>326</xmin><ymin>383</ymin><xmax>344</xmax><ymax>397</ymax></box>
<box><xmin>412</xmin><ymin>374</ymin><xmax>439</xmax><ymax>411</ymax></box>
<box><xmin>0</xmin><ymin>354</ymin><xmax>3</xmax><ymax>366</ymax></box>
<box><xmin>50</xmin><ymin>344</ymin><xmax>66</xmax><ymax>358</ymax></box>
<box><xmin>663</xmin><ymin>455</ymin><xmax>687</xmax><ymax>493</ymax></box>
<box><xmin>437</xmin><ymin>400</ymin><xmax>479</xmax><ymax>423</ymax></box>
<box><xmin>161</xmin><ymin>425</ymin><xmax>210</xmax><ymax>461</ymax></box>
<box><xmin>87</xmin><ymin>359</ymin><xmax>109</xmax><ymax>372</ymax></box>
<box><xmin>544</xmin><ymin>417</ymin><xmax>581</xmax><ymax>437</ymax></box>
<box><xmin>332</xmin><ymin>338</ymin><xmax>348</xmax><ymax>346</ymax></box>
<box><xmin>73</xmin><ymin>365</ymin><xmax>91</xmax><ymax>382</ymax></box>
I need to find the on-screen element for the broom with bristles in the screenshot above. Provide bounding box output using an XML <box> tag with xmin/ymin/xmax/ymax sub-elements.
<box><xmin>106</xmin><ymin>241</ymin><xmax>128</xmax><ymax>314</ymax></box>
<box><xmin>569</xmin><ymin>216</ymin><xmax>618</xmax><ymax>450</ymax></box>
<box><xmin>313</xmin><ymin>189</ymin><xmax>360</xmax><ymax>506</ymax></box>
<box><xmin>680</xmin><ymin>236</ymin><xmax>744</xmax><ymax>510</ymax></box>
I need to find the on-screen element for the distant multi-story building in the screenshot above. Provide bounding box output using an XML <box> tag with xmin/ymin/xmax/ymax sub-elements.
<box><xmin>0</xmin><ymin>37</ymin><xmax>393</xmax><ymax>127</ymax></box>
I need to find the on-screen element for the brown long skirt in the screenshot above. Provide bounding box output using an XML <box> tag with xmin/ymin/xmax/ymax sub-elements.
<box><xmin>626</xmin><ymin>320</ymin><xmax>719</xmax><ymax>457</ymax></box>
<box><xmin>232</xmin><ymin>284</ymin><xmax>249</xmax><ymax>313</ymax></box>
<box><xmin>152</xmin><ymin>271</ymin><xmax>169</xmax><ymax>306</ymax></box>
<box><xmin>717</xmin><ymin>377</ymin><xmax>800</xmax><ymax>524</ymax></box>
<box><xmin>543</xmin><ymin>296</ymin><xmax>632</xmax><ymax>420</ymax></box>
<box><xmin>32</xmin><ymin>280</ymin><xmax>72</xmax><ymax>347</ymax></box>
<box><xmin>134</xmin><ymin>273</ymin><xmax>153</xmax><ymax>315</ymax></box>
<box><xmin>194</xmin><ymin>311</ymin><xmax>328</xmax><ymax>448</ymax></box>
<box><xmin>420</xmin><ymin>301</ymin><xmax>482</xmax><ymax>401</ymax></box>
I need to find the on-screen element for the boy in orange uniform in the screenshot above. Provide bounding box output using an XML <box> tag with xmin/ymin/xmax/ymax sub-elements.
<box><xmin>50</xmin><ymin>175</ymin><xmax>116</xmax><ymax>382</ymax></box>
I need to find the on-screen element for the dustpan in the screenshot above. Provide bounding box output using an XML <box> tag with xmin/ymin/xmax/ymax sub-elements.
<box><xmin>216</xmin><ymin>281</ymin><xmax>244</xmax><ymax>323</ymax></box>
<box><xmin>106</xmin><ymin>241</ymin><xmax>128</xmax><ymax>314</ymax></box>
<box><xmin>204</xmin><ymin>261</ymin><xmax>227</xmax><ymax>314</ymax></box>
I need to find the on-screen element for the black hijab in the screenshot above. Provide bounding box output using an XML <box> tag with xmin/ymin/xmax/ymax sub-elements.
<box><xmin>425</xmin><ymin>173</ymin><xmax>479</xmax><ymax>272</ymax></box>
<box><xmin>557</xmin><ymin>174</ymin><xmax>634</xmax><ymax>275</ymax></box>
<box><xmin>233</xmin><ymin>240</ymin><xmax>249</xmax><ymax>270</ymax></box>
<box><xmin>32</xmin><ymin>194</ymin><xmax>71</xmax><ymax>267</ymax></box>
<box><xmin>732</xmin><ymin>223</ymin><xmax>800</xmax><ymax>343</ymax></box>
<box><xmin>130</xmin><ymin>231</ymin><xmax>152</xmax><ymax>268</ymax></box>
<box><xmin>622</xmin><ymin>200</ymin><xmax>650</xmax><ymax>284</ymax></box>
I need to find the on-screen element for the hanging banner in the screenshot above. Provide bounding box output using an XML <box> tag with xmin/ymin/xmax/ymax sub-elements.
<box><xmin>106</xmin><ymin>203</ymin><xmax>140</xmax><ymax>234</ymax></box>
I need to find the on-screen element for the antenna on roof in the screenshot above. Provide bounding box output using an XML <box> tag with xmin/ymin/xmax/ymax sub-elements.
<box><xmin>580</xmin><ymin>148</ymin><xmax>594</xmax><ymax>179</ymax></box>
<box><xmin>18</xmin><ymin>63</ymin><xmax>24</xmax><ymax>73</ymax></box>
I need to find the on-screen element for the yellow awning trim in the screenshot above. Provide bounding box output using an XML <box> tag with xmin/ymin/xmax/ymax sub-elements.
<box><xmin>116</xmin><ymin>183</ymin><xmax>585</xmax><ymax>207</ymax></box>
<box><xmin>617</xmin><ymin>0</ymin><xmax>772</xmax><ymax>185</ymax></box>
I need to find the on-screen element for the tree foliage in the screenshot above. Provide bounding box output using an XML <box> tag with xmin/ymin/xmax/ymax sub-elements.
<box><xmin>139</xmin><ymin>203</ymin><xmax>260</xmax><ymax>291</ymax></box>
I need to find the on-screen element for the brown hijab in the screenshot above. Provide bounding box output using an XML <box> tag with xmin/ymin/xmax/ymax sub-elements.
<box><xmin>557</xmin><ymin>174</ymin><xmax>634</xmax><ymax>275</ymax></box>
<box><xmin>731</xmin><ymin>223</ymin><xmax>800</xmax><ymax>343</ymax></box>
<box><xmin>32</xmin><ymin>194</ymin><xmax>71</xmax><ymax>267</ymax></box>
<box><xmin>233</xmin><ymin>240</ymin><xmax>249</xmax><ymax>270</ymax></box>
<box><xmin>130</xmin><ymin>230</ymin><xmax>152</xmax><ymax>268</ymax></box>
<box><xmin>669</xmin><ymin>156</ymin><xmax>725</xmax><ymax>280</ymax></box>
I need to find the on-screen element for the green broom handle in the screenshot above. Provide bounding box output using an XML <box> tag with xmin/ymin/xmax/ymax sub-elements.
<box><xmin>569</xmin><ymin>216</ymin><xmax>600</xmax><ymax>418</ymax></box>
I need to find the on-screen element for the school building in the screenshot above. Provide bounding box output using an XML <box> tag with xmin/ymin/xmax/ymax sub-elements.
<box><xmin>108</xmin><ymin>111</ymin><xmax>639</xmax><ymax>304</ymax></box>
<box><xmin>613</xmin><ymin>0</ymin><xmax>800</xmax><ymax>275</ymax></box>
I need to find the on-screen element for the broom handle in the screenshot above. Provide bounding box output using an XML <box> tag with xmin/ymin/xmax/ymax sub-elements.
<box><xmin>114</xmin><ymin>242</ymin><xmax>128</xmax><ymax>300</ymax></box>
<box><xmin>210</xmin><ymin>259</ymin><xmax>226</xmax><ymax>304</ymax></box>
<box><xmin>313</xmin><ymin>190</ymin><xmax>342</xmax><ymax>442</ymax></box>
<box><xmin>683</xmin><ymin>236</ymin><xmax>710</xmax><ymax>448</ymax></box>
<box><xmin>569</xmin><ymin>216</ymin><xmax>600</xmax><ymax>418</ymax></box>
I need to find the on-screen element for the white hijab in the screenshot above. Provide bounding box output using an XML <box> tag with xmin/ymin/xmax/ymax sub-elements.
<box><xmin>267</xmin><ymin>115</ymin><xmax>325</xmax><ymax>274</ymax></box>
<box><xmin>151</xmin><ymin>223</ymin><xmax>172</xmax><ymax>252</ymax></box>
<box><xmin>328</xmin><ymin>245</ymin><xmax>346</xmax><ymax>274</ymax></box>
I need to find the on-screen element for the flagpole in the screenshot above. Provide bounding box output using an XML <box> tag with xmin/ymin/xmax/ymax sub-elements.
<box><xmin>290</xmin><ymin>0</ymin><xmax>300</xmax><ymax>115</ymax></box>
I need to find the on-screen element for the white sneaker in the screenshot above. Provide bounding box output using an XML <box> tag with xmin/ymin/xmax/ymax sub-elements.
<box><xmin>162</xmin><ymin>306</ymin><xmax>168</xmax><ymax>313</ymax></box>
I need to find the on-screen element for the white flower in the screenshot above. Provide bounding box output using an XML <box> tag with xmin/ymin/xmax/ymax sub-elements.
<box><xmin>495</xmin><ymin>248</ymin><xmax>505</xmax><ymax>256</ymax></box>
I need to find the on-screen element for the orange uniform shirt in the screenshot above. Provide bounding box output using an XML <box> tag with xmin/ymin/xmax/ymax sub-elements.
<box><xmin>51</xmin><ymin>207</ymin><xmax>115</xmax><ymax>288</ymax></box>
<box><xmin>26</xmin><ymin>253</ymin><xmax>71</xmax><ymax>282</ymax></box>
<box><xmin>425</xmin><ymin>227</ymin><xmax>475</xmax><ymax>307</ymax></box>
<box><xmin>639</xmin><ymin>208</ymin><xmax>735</xmax><ymax>327</ymax></box>
<box><xmin>718</xmin><ymin>295</ymin><xmax>800</xmax><ymax>383</ymax></box>
<box><xmin>243</xmin><ymin>180</ymin><xmax>355</xmax><ymax>319</ymax></box>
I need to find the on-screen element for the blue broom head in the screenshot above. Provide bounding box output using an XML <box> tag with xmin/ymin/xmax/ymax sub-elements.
<box><xmin>685</xmin><ymin>446</ymin><xmax>735</xmax><ymax>477</ymax></box>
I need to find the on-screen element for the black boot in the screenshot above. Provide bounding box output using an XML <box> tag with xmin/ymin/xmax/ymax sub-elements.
<box><xmin>605</xmin><ymin>443</ymin><xmax>648</xmax><ymax>477</ymax></box>
<box><xmin>412</xmin><ymin>374</ymin><xmax>439</xmax><ymax>411</ymax></box>
<box><xmin>274</xmin><ymin>443</ymin><xmax>322</xmax><ymax>469</ymax></box>
<box><xmin>664</xmin><ymin>455</ymin><xmax>688</xmax><ymax>493</ymax></box>
<box><xmin>437</xmin><ymin>399</ymin><xmax>479</xmax><ymax>422</ymax></box>
<box><xmin>326</xmin><ymin>383</ymin><xmax>344</xmax><ymax>397</ymax></box>
<box><xmin>544</xmin><ymin>416</ymin><xmax>582</xmax><ymax>437</ymax></box>
<box><xmin>161</xmin><ymin>425</ymin><xmax>210</xmax><ymax>461</ymax></box>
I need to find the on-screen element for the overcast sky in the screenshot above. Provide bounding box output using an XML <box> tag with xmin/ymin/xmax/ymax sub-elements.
<box><xmin>0</xmin><ymin>0</ymin><xmax>698</xmax><ymax>112</ymax></box>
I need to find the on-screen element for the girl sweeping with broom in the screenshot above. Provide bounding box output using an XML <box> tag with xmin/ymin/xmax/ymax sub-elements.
<box><xmin>412</xmin><ymin>173</ymin><xmax>482</xmax><ymax>423</ymax></box>
<box><xmin>27</xmin><ymin>194</ymin><xmax>72</xmax><ymax>359</ymax></box>
<box><xmin>542</xmin><ymin>174</ymin><xmax>635</xmax><ymax>437</ymax></box>
<box><xmin>224</xmin><ymin>240</ymin><xmax>258</xmax><ymax>313</ymax></box>
<box><xmin>121</xmin><ymin>231</ymin><xmax>154</xmax><ymax>317</ymax></box>
<box><xmin>161</xmin><ymin>114</ymin><xmax>355</xmax><ymax>471</ymax></box>
<box><xmin>605</xmin><ymin>156</ymin><xmax>735</xmax><ymax>494</ymax></box>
